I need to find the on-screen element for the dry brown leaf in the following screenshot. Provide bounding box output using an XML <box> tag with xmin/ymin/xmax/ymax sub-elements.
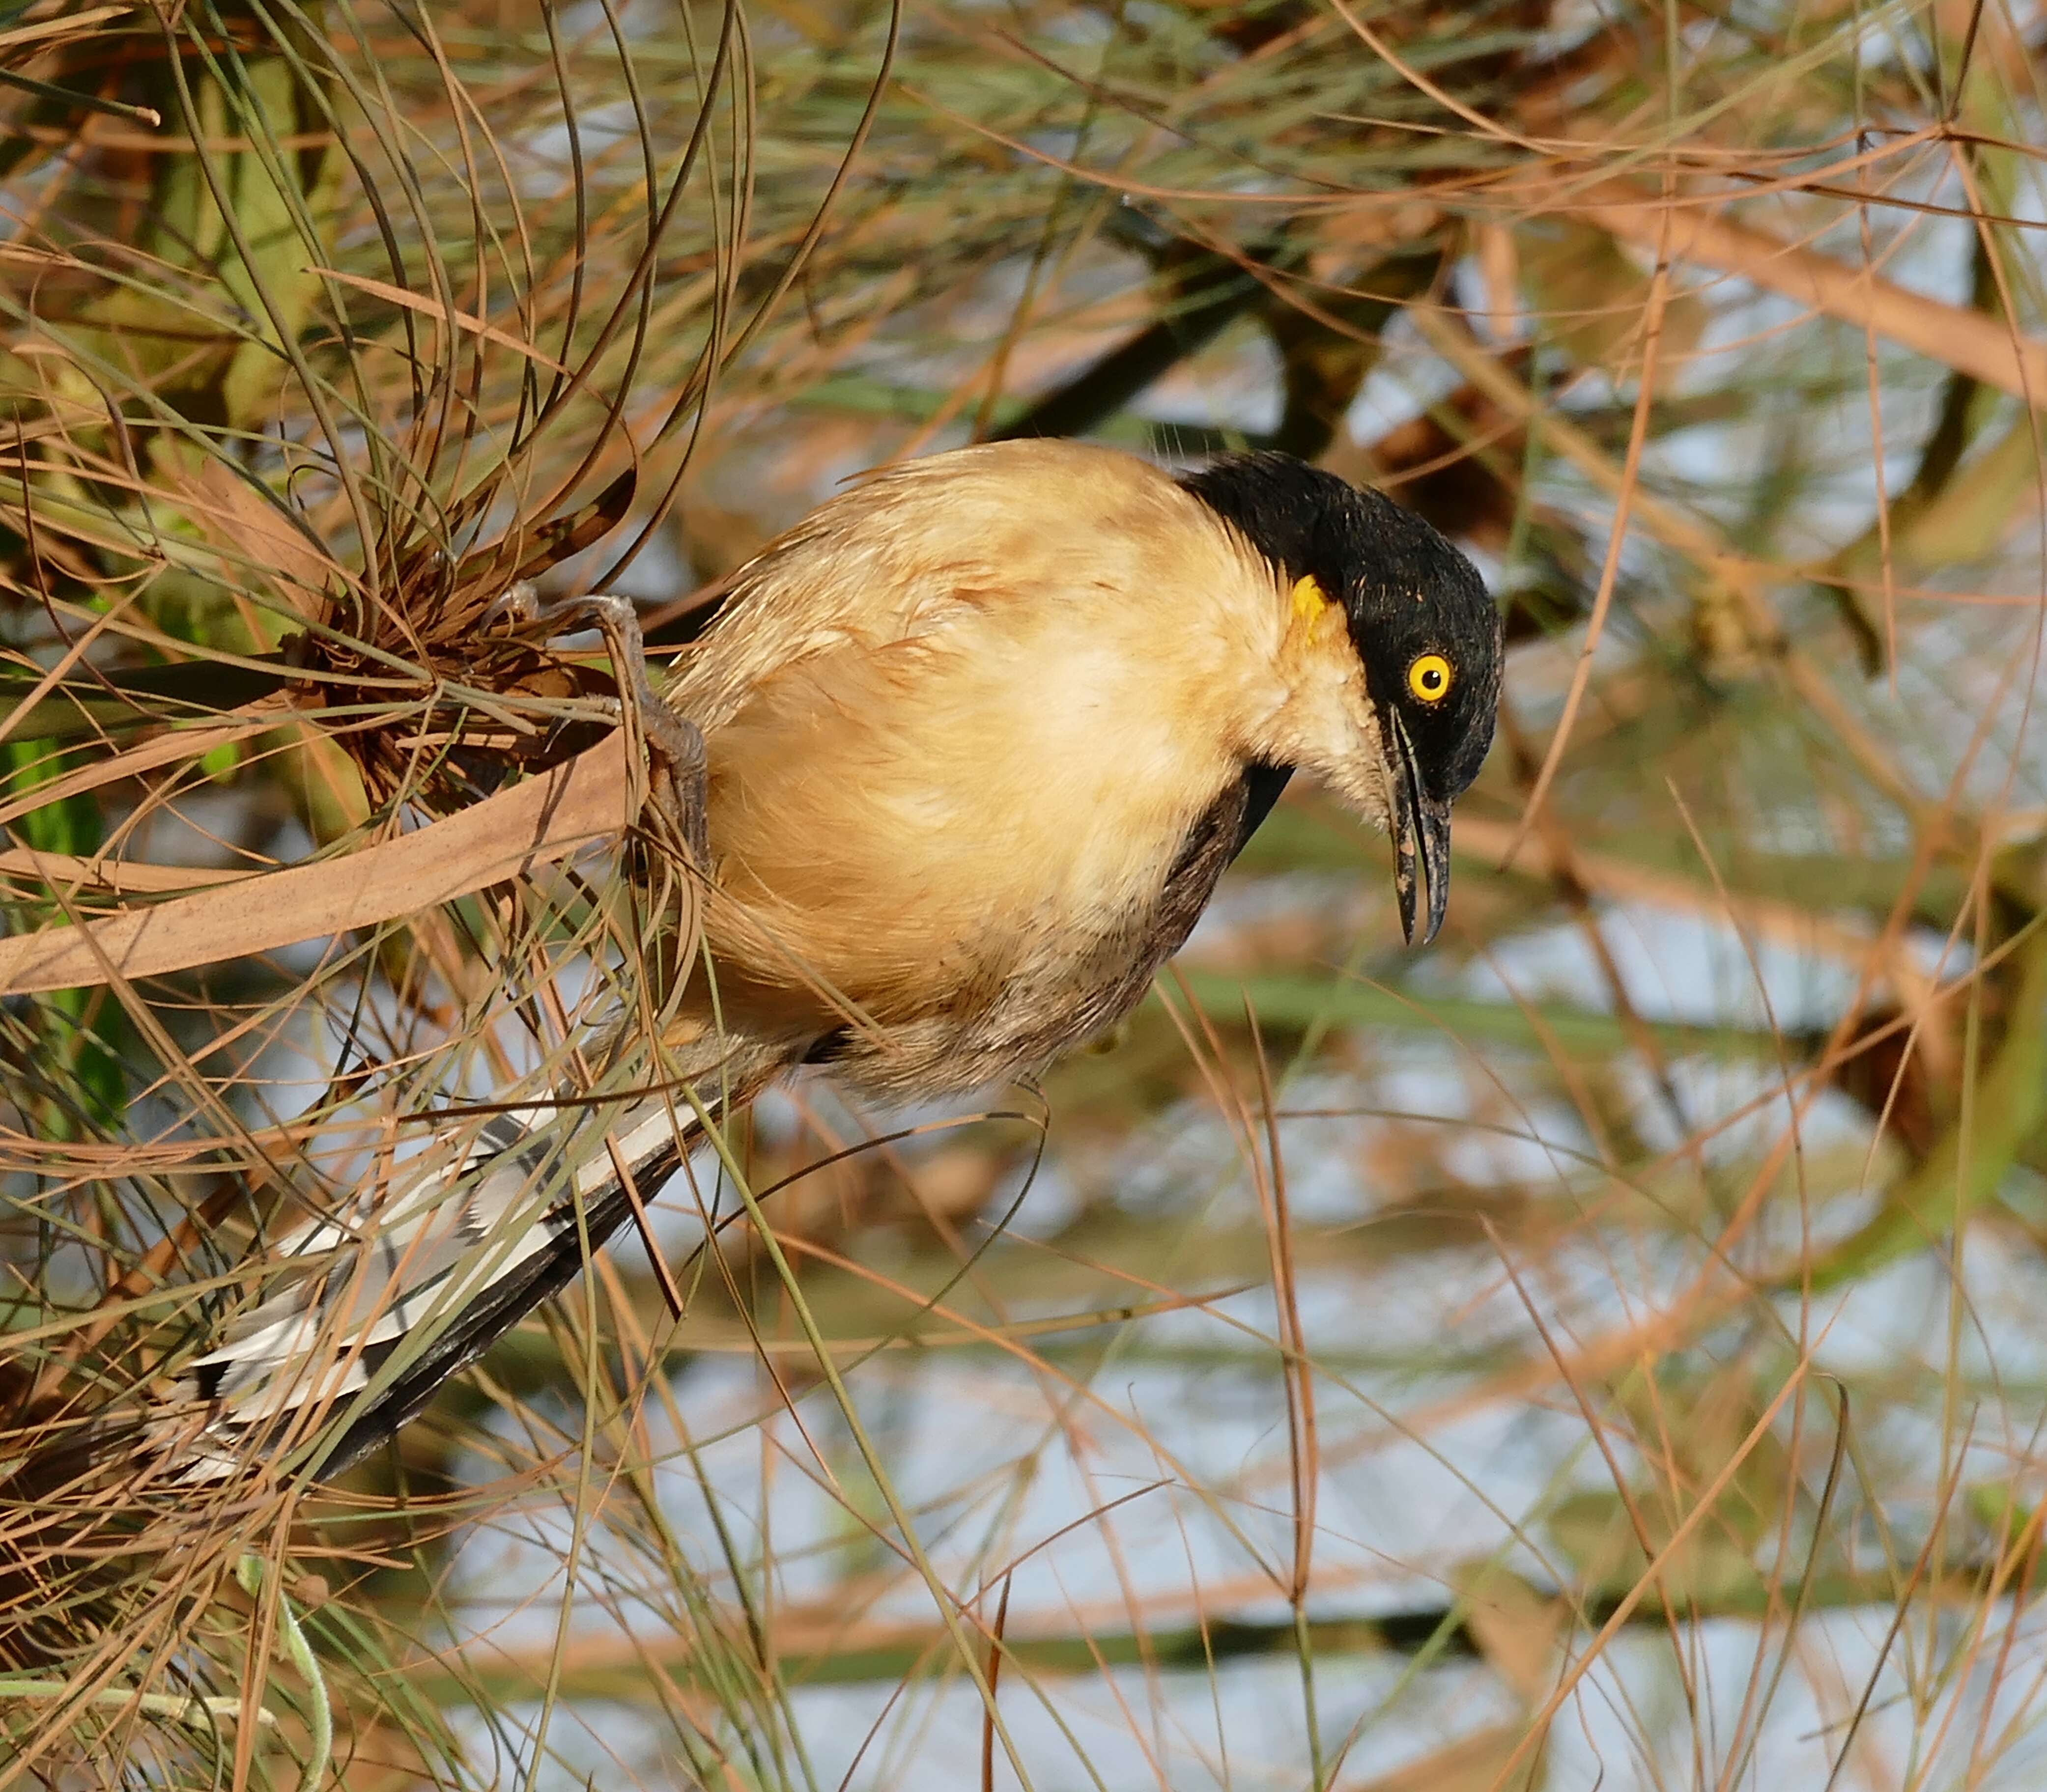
<box><xmin>0</xmin><ymin>732</ymin><xmax>631</xmax><ymax>994</ymax></box>
<box><xmin>1342</xmin><ymin>1721</ymin><xmax>1541</xmax><ymax>1792</ymax></box>
<box><xmin>191</xmin><ymin>459</ymin><xmax>338</xmax><ymax>623</ymax></box>
<box><xmin>0</xmin><ymin>6</ymin><xmax>126</xmax><ymax>54</ymax></box>
<box><xmin>1452</xmin><ymin>1561</ymin><xmax>1564</xmax><ymax>1705</ymax></box>
<box><xmin>313</xmin><ymin>267</ymin><xmax>577</xmax><ymax>375</ymax></box>
<box><xmin>0</xmin><ymin>705</ymin><xmax>289</xmax><ymax>829</ymax></box>
<box><xmin>0</xmin><ymin>848</ymin><xmax>259</xmax><ymax>894</ymax></box>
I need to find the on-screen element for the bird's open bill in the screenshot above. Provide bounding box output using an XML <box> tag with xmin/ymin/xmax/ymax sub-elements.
<box><xmin>1387</xmin><ymin>708</ymin><xmax>1453</xmax><ymax>947</ymax></box>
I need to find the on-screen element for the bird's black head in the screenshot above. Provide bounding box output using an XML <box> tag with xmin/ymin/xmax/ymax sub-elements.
<box><xmin>1180</xmin><ymin>451</ymin><xmax>1503</xmax><ymax>944</ymax></box>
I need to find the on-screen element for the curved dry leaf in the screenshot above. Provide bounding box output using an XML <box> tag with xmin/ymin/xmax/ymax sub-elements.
<box><xmin>0</xmin><ymin>849</ymin><xmax>258</xmax><ymax>894</ymax></box>
<box><xmin>313</xmin><ymin>267</ymin><xmax>577</xmax><ymax>375</ymax></box>
<box><xmin>0</xmin><ymin>707</ymin><xmax>290</xmax><ymax>826</ymax></box>
<box><xmin>0</xmin><ymin>733</ymin><xmax>631</xmax><ymax>994</ymax></box>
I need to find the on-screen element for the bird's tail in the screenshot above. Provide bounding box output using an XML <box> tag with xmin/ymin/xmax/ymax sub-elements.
<box><xmin>0</xmin><ymin>1041</ymin><xmax>788</xmax><ymax>1668</ymax></box>
<box><xmin>163</xmin><ymin>1096</ymin><xmax>696</xmax><ymax>1485</ymax></box>
<box><xmin>12</xmin><ymin>1045</ymin><xmax>787</xmax><ymax>1503</ymax></box>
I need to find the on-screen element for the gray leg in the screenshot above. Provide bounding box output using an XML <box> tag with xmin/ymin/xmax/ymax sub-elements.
<box><xmin>489</xmin><ymin>583</ymin><xmax>709</xmax><ymax>867</ymax></box>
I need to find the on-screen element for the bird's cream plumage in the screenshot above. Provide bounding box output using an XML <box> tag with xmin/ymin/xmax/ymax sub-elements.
<box><xmin>673</xmin><ymin>439</ymin><xmax>1394</xmax><ymax>1094</ymax></box>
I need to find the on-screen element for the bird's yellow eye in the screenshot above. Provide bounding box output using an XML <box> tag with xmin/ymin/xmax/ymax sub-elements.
<box><xmin>1407</xmin><ymin>652</ymin><xmax>1454</xmax><ymax>703</ymax></box>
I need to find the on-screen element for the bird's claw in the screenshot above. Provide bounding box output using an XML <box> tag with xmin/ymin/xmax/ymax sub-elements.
<box><xmin>488</xmin><ymin>583</ymin><xmax>708</xmax><ymax>869</ymax></box>
<box><xmin>481</xmin><ymin>577</ymin><xmax>548</xmax><ymax>634</ymax></box>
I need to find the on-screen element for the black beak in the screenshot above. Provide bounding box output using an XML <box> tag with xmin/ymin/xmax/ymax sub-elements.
<box><xmin>1387</xmin><ymin>712</ymin><xmax>1453</xmax><ymax>947</ymax></box>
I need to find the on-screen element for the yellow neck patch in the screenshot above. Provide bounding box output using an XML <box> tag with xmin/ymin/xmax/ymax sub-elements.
<box><xmin>1289</xmin><ymin>574</ymin><xmax>1331</xmax><ymax>625</ymax></box>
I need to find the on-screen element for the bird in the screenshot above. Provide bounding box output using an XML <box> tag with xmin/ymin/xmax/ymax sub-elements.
<box><xmin>72</xmin><ymin>438</ymin><xmax>1504</xmax><ymax>1487</ymax></box>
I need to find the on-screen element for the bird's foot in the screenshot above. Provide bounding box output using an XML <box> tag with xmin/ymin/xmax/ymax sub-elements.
<box><xmin>488</xmin><ymin>583</ymin><xmax>709</xmax><ymax>868</ymax></box>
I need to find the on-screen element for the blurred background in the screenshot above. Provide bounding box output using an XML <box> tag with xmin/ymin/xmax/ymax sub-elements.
<box><xmin>3</xmin><ymin>0</ymin><xmax>2047</xmax><ymax>1785</ymax></box>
